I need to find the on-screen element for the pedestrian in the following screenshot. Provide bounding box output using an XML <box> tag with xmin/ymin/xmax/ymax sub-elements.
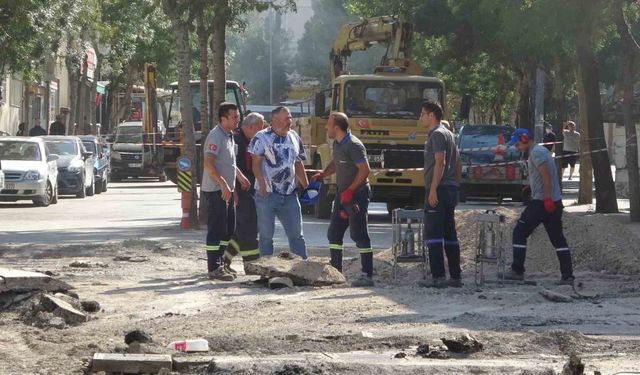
<box><xmin>561</xmin><ymin>121</ymin><xmax>580</xmax><ymax>180</ymax></box>
<box><xmin>418</xmin><ymin>100</ymin><xmax>462</xmax><ymax>289</ymax></box>
<box><xmin>49</xmin><ymin>115</ymin><xmax>66</xmax><ymax>135</ymax></box>
<box><xmin>311</xmin><ymin>112</ymin><xmax>374</xmax><ymax>287</ymax></box>
<box><xmin>249</xmin><ymin>106</ymin><xmax>309</xmax><ymax>259</ymax></box>
<box><xmin>543</xmin><ymin>123</ymin><xmax>556</xmax><ymax>153</ymax></box>
<box><xmin>202</xmin><ymin>102</ymin><xmax>250</xmax><ymax>281</ymax></box>
<box><xmin>28</xmin><ymin>122</ymin><xmax>47</xmax><ymax>136</ymax></box>
<box><xmin>222</xmin><ymin>112</ymin><xmax>265</xmax><ymax>274</ymax></box>
<box><xmin>16</xmin><ymin>123</ymin><xmax>26</xmax><ymax>136</ymax></box>
<box><xmin>503</xmin><ymin>128</ymin><xmax>574</xmax><ymax>285</ymax></box>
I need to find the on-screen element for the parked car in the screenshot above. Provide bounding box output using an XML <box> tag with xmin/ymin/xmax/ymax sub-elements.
<box><xmin>109</xmin><ymin>121</ymin><xmax>166</xmax><ymax>182</ymax></box>
<box><xmin>0</xmin><ymin>160</ymin><xmax>4</xmax><ymax>190</ymax></box>
<box><xmin>42</xmin><ymin>136</ymin><xmax>95</xmax><ymax>198</ymax></box>
<box><xmin>457</xmin><ymin>125</ymin><xmax>530</xmax><ymax>204</ymax></box>
<box><xmin>0</xmin><ymin>137</ymin><xmax>59</xmax><ymax>206</ymax></box>
<box><xmin>80</xmin><ymin>135</ymin><xmax>109</xmax><ymax>194</ymax></box>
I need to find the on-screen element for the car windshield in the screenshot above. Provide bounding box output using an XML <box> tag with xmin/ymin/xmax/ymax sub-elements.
<box><xmin>115</xmin><ymin>126</ymin><xmax>143</xmax><ymax>144</ymax></box>
<box><xmin>0</xmin><ymin>141</ymin><xmax>42</xmax><ymax>161</ymax></box>
<box><xmin>82</xmin><ymin>141</ymin><xmax>97</xmax><ymax>154</ymax></box>
<box><xmin>45</xmin><ymin>140</ymin><xmax>78</xmax><ymax>156</ymax></box>
<box><xmin>344</xmin><ymin>80</ymin><xmax>443</xmax><ymax>119</ymax></box>
<box><xmin>458</xmin><ymin>126</ymin><xmax>522</xmax><ymax>164</ymax></box>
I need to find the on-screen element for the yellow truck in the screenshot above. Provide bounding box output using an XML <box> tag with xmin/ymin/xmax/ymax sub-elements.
<box><xmin>295</xmin><ymin>16</ymin><xmax>446</xmax><ymax>218</ymax></box>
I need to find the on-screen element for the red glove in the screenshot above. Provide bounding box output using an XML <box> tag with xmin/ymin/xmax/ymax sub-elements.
<box><xmin>339</xmin><ymin>210</ymin><xmax>349</xmax><ymax>220</ymax></box>
<box><xmin>544</xmin><ymin>198</ymin><xmax>556</xmax><ymax>213</ymax></box>
<box><xmin>340</xmin><ymin>188</ymin><xmax>353</xmax><ymax>204</ymax></box>
<box><xmin>311</xmin><ymin>172</ymin><xmax>324</xmax><ymax>181</ymax></box>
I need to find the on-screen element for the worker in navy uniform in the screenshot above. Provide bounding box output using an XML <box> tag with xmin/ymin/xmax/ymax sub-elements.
<box><xmin>222</xmin><ymin>112</ymin><xmax>265</xmax><ymax>273</ymax></box>
<box><xmin>312</xmin><ymin>112</ymin><xmax>374</xmax><ymax>287</ymax></box>
<box><xmin>419</xmin><ymin>100</ymin><xmax>462</xmax><ymax>289</ymax></box>
<box><xmin>503</xmin><ymin>128</ymin><xmax>575</xmax><ymax>285</ymax></box>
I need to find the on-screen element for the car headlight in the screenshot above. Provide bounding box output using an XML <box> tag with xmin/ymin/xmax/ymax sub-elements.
<box><xmin>68</xmin><ymin>161</ymin><xmax>84</xmax><ymax>173</ymax></box>
<box><xmin>24</xmin><ymin>170</ymin><xmax>41</xmax><ymax>180</ymax></box>
<box><xmin>111</xmin><ymin>151</ymin><xmax>121</xmax><ymax>160</ymax></box>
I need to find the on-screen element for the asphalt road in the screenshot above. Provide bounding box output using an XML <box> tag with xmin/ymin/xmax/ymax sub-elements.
<box><xmin>0</xmin><ymin>178</ymin><xmax>533</xmax><ymax>249</ymax></box>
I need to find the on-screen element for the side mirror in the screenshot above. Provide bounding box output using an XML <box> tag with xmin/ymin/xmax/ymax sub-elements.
<box><xmin>106</xmin><ymin>134</ymin><xmax>114</xmax><ymax>143</ymax></box>
<box><xmin>314</xmin><ymin>92</ymin><xmax>326</xmax><ymax>117</ymax></box>
<box><xmin>459</xmin><ymin>94</ymin><xmax>472</xmax><ymax>121</ymax></box>
<box><xmin>83</xmin><ymin>151</ymin><xmax>93</xmax><ymax>159</ymax></box>
<box><xmin>47</xmin><ymin>154</ymin><xmax>59</xmax><ymax>162</ymax></box>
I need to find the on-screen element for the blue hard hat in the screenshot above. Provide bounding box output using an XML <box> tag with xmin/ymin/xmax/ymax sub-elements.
<box><xmin>507</xmin><ymin>128</ymin><xmax>532</xmax><ymax>146</ymax></box>
<box><xmin>299</xmin><ymin>180</ymin><xmax>322</xmax><ymax>205</ymax></box>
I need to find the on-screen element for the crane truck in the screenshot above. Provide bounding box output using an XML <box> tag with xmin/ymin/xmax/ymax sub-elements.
<box><xmin>296</xmin><ymin>16</ymin><xmax>446</xmax><ymax>218</ymax></box>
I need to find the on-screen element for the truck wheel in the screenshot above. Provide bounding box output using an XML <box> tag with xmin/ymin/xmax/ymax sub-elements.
<box><xmin>314</xmin><ymin>183</ymin><xmax>333</xmax><ymax>219</ymax></box>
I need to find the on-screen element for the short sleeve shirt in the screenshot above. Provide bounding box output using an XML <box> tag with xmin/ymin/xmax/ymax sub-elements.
<box><xmin>332</xmin><ymin>131</ymin><xmax>368</xmax><ymax>193</ymax></box>
<box><xmin>202</xmin><ymin>125</ymin><xmax>236</xmax><ymax>192</ymax></box>
<box><xmin>528</xmin><ymin>144</ymin><xmax>561</xmax><ymax>201</ymax></box>
<box><xmin>424</xmin><ymin>124</ymin><xmax>459</xmax><ymax>189</ymax></box>
<box><xmin>563</xmin><ymin>130</ymin><xmax>580</xmax><ymax>152</ymax></box>
<box><xmin>248</xmin><ymin>128</ymin><xmax>306</xmax><ymax>195</ymax></box>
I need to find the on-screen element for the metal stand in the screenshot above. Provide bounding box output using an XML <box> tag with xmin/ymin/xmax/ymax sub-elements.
<box><xmin>474</xmin><ymin>210</ymin><xmax>507</xmax><ymax>287</ymax></box>
<box><xmin>392</xmin><ymin>208</ymin><xmax>428</xmax><ymax>280</ymax></box>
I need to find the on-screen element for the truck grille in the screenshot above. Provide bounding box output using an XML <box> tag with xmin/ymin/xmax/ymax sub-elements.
<box><xmin>121</xmin><ymin>153</ymin><xmax>142</xmax><ymax>161</ymax></box>
<box><xmin>365</xmin><ymin>144</ymin><xmax>423</xmax><ymax>169</ymax></box>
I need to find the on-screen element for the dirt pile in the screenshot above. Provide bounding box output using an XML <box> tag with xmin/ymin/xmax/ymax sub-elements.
<box><xmin>343</xmin><ymin>208</ymin><xmax>640</xmax><ymax>282</ymax></box>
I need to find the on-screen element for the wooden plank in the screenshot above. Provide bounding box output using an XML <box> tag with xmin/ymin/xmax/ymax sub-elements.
<box><xmin>91</xmin><ymin>353</ymin><xmax>172</xmax><ymax>373</ymax></box>
<box><xmin>0</xmin><ymin>268</ymin><xmax>72</xmax><ymax>293</ymax></box>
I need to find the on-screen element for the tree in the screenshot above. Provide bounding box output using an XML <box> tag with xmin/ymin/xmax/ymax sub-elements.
<box><xmin>612</xmin><ymin>0</ymin><xmax>640</xmax><ymax>221</ymax></box>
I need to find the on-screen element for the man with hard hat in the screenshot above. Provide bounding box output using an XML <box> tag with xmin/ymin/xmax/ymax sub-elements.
<box><xmin>312</xmin><ymin>112</ymin><xmax>374</xmax><ymax>287</ymax></box>
<box><xmin>504</xmin><ymin>128</ymin><xmax>574</xmax><ymax>285</ymax></box>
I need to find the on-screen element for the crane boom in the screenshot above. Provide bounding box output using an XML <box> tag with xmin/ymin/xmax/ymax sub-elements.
<box><xmin>330</xmin><ymin>15</ymin><xmax>421</xmax><ymax>82</ymax></box>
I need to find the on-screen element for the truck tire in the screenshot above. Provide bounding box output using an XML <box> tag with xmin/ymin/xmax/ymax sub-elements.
<box><xmin>314</xmin><ymin>183</ymin><xmax>333</xmax><ymax>219</ymax></box>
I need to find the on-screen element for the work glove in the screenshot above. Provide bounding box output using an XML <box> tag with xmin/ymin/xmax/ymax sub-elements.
<box><xmin>311</xmin><ymin>171</ymin><xmax>324</xmax><ymax>181</ymax></box>
<box><xmin>544</xmin><ymin>198</ymin><xmax>556</xmax><ymax>213</ymax></box>
<box><xmin>340</xmin><ymin>188</ymin><xmax>353</xmax><ymax>204</ymax></box>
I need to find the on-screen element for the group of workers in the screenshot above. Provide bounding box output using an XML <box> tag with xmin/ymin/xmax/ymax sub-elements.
<box><xmin>202</xmin><ymin>100</ymin><xmax>575</xmax><ymax>287</ymax></box>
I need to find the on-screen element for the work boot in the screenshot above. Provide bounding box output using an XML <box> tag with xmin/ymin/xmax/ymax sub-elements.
<box><xmin>418</xmin><ymin>277</ymin><xmax>448</xmax><ymax>289</ymax></box>
<box><xmin>208</xmin><ymin>267</ymin><xmax>235</xmax><ymax>281</ymax></box>
<box><xmin>350</xmin><ymin>274</ymin><xmax>374</xmax><ymax>287</ymax></box>
<box><xmin>223</xmin><ymin>264</ymin><xmax>238</xmax><ymax>276</ymax></box>
<box><xmin>448</xmin><ymin>278</ymin><xmax>463</xmax><ymax>288</ymax></box>
<box><xmin>556</xmin><ymin>276</ymin><xmax>575</xmax><ymax>286</ymax></box>
<box><xmin>499</xmin><ymin>269</ymin><xmax>525</xmax><ymax>281</ymax></box>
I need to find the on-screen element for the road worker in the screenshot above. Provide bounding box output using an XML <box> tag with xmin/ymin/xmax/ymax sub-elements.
<box><xmin>223</xmin><ymin>112</ymin><xmax>265</xmax><ymax>274</ymax></box>
<box><xmin>312</xmin><ymin>112</ymin><xmax>374</xmax><ymax>287</ymax></box>
<box><xmin>503</xmin><ymin>128</ymin><xmax>575</xmax><ymax>285</ymax></box>
<box><xmin>202</xmin><ymin>102</ymin><xmax>250</xmax><ymax>281</ymax></box>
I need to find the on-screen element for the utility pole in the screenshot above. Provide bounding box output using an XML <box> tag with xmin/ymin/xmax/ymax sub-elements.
<box><xmin>269</xmin><ymin>8</ymin><xmax>273</xmax><ymax>105</ymax></box>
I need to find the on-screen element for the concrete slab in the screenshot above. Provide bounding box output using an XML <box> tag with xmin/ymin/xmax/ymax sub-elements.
<box><xmin>91</xmin><ymin>353</ymin><xmax>172</xmax><ymax>373</ymax></box>
<box><xmin>41</xmin><ymin>294</ymin><xmax>87</xmax><ymax>325</ymax></box>
<box><xmin>0</xmin><ymin>268</ymin><xmax>72</xmax><ymax>293</ymax></box>
<box><xmin>244</xmin><ymin>257</ymin><xmax>346</xmax><ymax>286</ymax></box>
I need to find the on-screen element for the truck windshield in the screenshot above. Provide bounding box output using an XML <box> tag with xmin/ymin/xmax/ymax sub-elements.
<box><xmin>344</xmin><ymin>80</ymin><xmax>443</xmax><ymax>119</ymax></box>
<box><xmin>0</xmin><ymin>141</ymin><xmax>42</xmax><ymax>161</ymax></box>
<box><xmin>115</xmin><ymin>126</ymin><xmax>143</xmax><ymax>144</ymax></box>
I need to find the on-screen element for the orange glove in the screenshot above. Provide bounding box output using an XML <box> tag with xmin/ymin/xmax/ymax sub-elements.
<box><xmin>340</xmin><ymin>188</ymin><xmax>353</xmax><ymax>204</ymax></box>
<box><xmin>544</xmin><ymin>198</ymin><xmax>556</xmax><ymax>213</ymax></box>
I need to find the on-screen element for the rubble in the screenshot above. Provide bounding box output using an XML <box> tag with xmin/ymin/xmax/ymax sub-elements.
<box><xmin>539</xmin><ymin>289</ymin><xmax>574</xmax><ymax>303</ymax></box>
<box><xmin>441</xmin><ymin>333</ymin><xmax>483</xmax><ymax>353</ymax></box>
<box><xmin>40</xmin><ymin>294</ymin><xmax>87</xmax><ymax>325</ymax></box>
<box><xmin>0</xmin><ymin>268</ymin><xmax>72</xmax><ymax>293</ymax></box>
<box><xmin>269</xmin><ymin>277</ymin><xmax>294</xmax><ymax>289</ymax></box>
<box><xmin>416</xmin><ymin>344</ymin><xmax>430</xmax><ymax>355</ymax></box>
<box><xmin>125</xmin><ymin>329</ymin><xmax>152</xmax><ymax>344</ymax></box>
<box><xmin>244</xmin><ymin>254</ymin><xmax>346</xmax><ymax>286</ymax></box>
<box><xmin>91</xmin><ymin>353</ymin><xmax>172</xmax><ymax>374</ymax></box>
<box><xmin>69</xmin><ymin>260</ymin><xmax>108</xmax><ymax>268</ymax></box>
<box><xmin>81</xmin><ymin>300</ymin><xmax>101</xmax><ymax>313</ymax></box>
<box><xmin>561</xmin><ymin>353</ymin><xmax>585</xmax><ymax>375</ymax></box>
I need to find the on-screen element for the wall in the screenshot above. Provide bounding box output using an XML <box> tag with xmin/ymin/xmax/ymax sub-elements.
<box><xmin>612</xmin><ymin>122</ymin><xmax>640</xmax><ymax>198</ymax></box>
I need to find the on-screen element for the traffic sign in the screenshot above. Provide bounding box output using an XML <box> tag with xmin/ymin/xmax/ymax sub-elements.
<box><xmin>177</xmin><ymin>156</ymin><xmax>192</xmax><ymax>172</ymax></box>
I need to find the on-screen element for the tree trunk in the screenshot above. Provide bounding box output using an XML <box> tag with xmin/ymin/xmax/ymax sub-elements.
<box><xmin>197</xmin><ymin>14</ymin><xmax>210</xmax><ymax>224</ymax></box>
<box><xmin>574</xmin><ymin>15</ymin><xmax>619</xmax><ymax>213</ymax></box>
<box><xmin>515</xmin><ymin>62</ymin><xmax>535</xmax><ymax>130</ymax></box>
<box><xmin>211</xmin><ymin>0</ymin><xmax>229</xmax><ymax>126</ymax></box>
<box><xmin>575</xmin><ymin>68</ymin><xmax>594</xmax><ymax>204</ymax></box>
<box><xmin>116</xmin><ymin>65</ymin><xmax>136</xmax><ymax>124</ymax></box>
<box><xmin>68</xmin><ymin>66</ymin><xmax>78</xmax><ymax>135</ymax></box>
<box><xmin>170</xmin><ymin>12</ymin><xmax>199</xmax><ymax>228</ymax></box>
<box><xmin>613</xmin><ymin>0</ymin><xmax>640</xmax><ymax>221</ymax></box>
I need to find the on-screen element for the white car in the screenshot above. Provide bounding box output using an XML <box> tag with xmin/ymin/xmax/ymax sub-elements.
<box><xmin>0</xmin><ymin>137</ymin><xmax>59</xmax><ymax>206</ymax></box>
